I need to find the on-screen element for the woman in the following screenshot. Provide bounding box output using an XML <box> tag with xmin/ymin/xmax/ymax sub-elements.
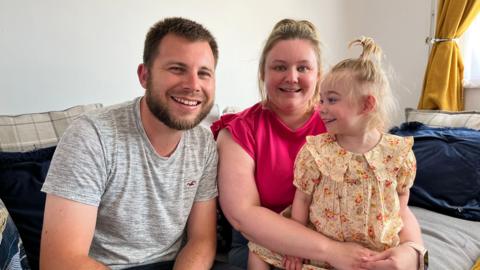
<box><xmin>213</xmin><ymin>19</ymin><xmax>423</xmax><ymax>270</ymax></box>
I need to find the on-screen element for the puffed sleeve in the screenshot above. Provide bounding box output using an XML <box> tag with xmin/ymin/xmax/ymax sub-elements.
<box><xmin>293</xmin><ymin>143</ymin><xmax>321</xmax><ymax>195</ymax></box>
<box><xmin>396</xmin><ymin>148</ymin><xmax>417</xmax><ymax>194</ymax></box>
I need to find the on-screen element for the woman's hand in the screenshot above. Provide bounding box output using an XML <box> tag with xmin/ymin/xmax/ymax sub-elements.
<box><xmin>361</xmin><ymin>243</ymin><xmax>419</xmax><ymax>270</ymax></box>
<box><xmin>326</xmin><ymin>241</ymin><xmax>377</xmax><ymax>270</ymax></box>
<box><xmin>283</xmin><ymin>255</ymin><xmax>304</xmax><ymax>270</ymax></box>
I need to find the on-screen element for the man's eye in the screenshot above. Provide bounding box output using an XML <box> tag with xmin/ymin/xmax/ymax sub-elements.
<box><xmin>169</xmin><ymin>66</ymin><xmax>184</xmax><ymax>73</ymax></box>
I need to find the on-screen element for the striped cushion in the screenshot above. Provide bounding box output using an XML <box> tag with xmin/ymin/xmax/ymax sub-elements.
<box><xmin>405</xmin><ymin>108</ymin><xmax>480</xmax><ymax>129</ymax></box>
<box><xmin>0</xmin><ymin>104</ymin><xmax>102</xmax><ymax>152</ymax></box>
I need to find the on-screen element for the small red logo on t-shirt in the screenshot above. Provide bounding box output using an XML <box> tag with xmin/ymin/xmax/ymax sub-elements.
<box><xmin>186</xmin><ymin>180</ymin><xmax>197</xmax><ymax>187</ymax></box>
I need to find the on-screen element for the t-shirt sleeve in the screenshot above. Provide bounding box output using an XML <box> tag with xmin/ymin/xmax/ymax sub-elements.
<box><xmin>396</xmin><ymin>142</ymin><xmax>417</xmax><ymax>195</ymax></box>
<box><xmin>195</xmin><ymin>132</ymin><xmax>219</xmax><ymax>202</ymax></box>
<box><xmin>293</xmin><ymin>144</ymin><xmax>321</xmax><ymax>195</ymax></box>
<box><xmin>41</xmin><ymin>116</ymin><xmax>107</xmax><ymax>207</ymax></box>
<box><xmin>211</xmin><ymin>114</ymin><xmax>256</xmax><ymax>159</ymax></box>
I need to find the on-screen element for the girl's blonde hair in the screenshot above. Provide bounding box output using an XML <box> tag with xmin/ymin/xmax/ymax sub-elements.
<box><xmin>323</xmin><ymin>36</ymin><xmax>397</xmax><ymax>131</ymax></box>
<box><xmin>258</xmin><ymin>19</ymin><xmax>323</xmax><ymax>110</ymax></box>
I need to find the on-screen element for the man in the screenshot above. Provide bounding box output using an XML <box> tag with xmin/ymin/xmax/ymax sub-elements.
<box><xmin>40</xmin><ymin>17</ymin><xmax>232</xmax><ymax>270</ymax></box>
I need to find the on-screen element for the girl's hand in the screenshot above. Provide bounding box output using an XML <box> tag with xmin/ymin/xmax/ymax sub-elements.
<box><xmin>283</xmin><ymin>255</ymin><xmax>303</xmax><ymax>270</ymax></box>
<box><xmin>327</xmin><ymin>241</ymin><xmax>377</xmax><ymax>270</ymax></box>
<box><xmin>361</xmin><ymin>243</ymin><xmax>419</xmax><ymax>270</ymax></box>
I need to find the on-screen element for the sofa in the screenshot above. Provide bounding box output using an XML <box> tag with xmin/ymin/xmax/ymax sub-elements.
<box><xmin>0</xmin><ymin>103</ymin><xmax>102</xmax><ymax>270</ymax></box>
<box><xmin>392</xmin><ymin>108</ymin><xmax>480</xmax><ymax>270</ymax></box>
<box><xmin>1</xmin><ymin>104</ymin><xmax>479</xmax><ymax>270</ymax></box>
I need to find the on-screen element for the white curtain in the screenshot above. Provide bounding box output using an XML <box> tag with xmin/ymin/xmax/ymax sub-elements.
<box><xmin>460</xmin><ymin>14</ymin><xmax>480</xmax><ymax>88</ymax></box>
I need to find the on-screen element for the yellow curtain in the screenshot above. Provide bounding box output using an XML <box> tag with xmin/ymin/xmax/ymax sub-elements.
<box><xmin>472</xmin><ymin>257</ymin><xmax>480</xmax><ymax>270</ymax></box>
<box><xmin>418</xmin><ymin>0</ymin><xmax>480</xmax><ymax>111</ymax></box>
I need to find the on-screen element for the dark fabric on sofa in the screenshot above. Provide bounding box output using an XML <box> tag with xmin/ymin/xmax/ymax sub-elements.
<box><xmin>0</xmin><ymin>146</ymin><xmax>56</xmax><ymax>270</ymax></box>
<box><xmin>217</xmin><ymin>206</ymin><xmax>232</xmax><ymax>254</ymax></box>
<box><xmin>390</xmin><ymin>122</ymin><xmax>480</xmax><ymax>221</ymax></box>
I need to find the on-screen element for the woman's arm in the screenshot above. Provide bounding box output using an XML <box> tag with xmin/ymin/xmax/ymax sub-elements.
<box><xmin>217</xmin><ymin>129</ymin><xmax>374</xmax><ymax>268</ymax></box>
<box><xmin>284</xmin><ymin>189</ymin><xmax>313</xmax><ymax>270</ymax></box>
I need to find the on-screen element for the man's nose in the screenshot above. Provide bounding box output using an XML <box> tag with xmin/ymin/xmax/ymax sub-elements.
<box><xmin>183</xmin><ymin>72</ymin><xmax>200</xmax><ymax>92</ymax></box>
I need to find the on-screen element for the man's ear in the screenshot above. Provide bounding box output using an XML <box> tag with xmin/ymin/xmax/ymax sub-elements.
<box><xmin>137</xmin><ymin>64</ymin><xmax>149</xmax><ymax>89</ymax></box>
<box><xmin>362</xmin><ymin>95</ymin><xmax>376</xmax><ymax>113</ymax></box>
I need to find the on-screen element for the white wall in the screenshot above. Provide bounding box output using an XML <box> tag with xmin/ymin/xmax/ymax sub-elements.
<box><xmin>339</xmin><ymin>0</ymin><xmax>432</xmax><ymax>124</ymax></box>
<box><xmin>4</xmin><ymin>1</ymin><xmax>475</xmax><ymax>123</ymax></box>
<box><xmin>0</xmin><ymin>0</ymin><xmax>347</xmax><ymax>115</ymax></box>
<box><xmin>466</xmin><ymin>88</ymin><xmax>480</xmax><ymax>110</ymax></box>
<box><xmin>341</xmin><ymin>0</ymin><xmax>480</xmax><ymax>114</ymax></box>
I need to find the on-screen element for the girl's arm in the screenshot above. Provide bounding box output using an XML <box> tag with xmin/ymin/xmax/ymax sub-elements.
<box><xmin>217</xmin><ymin>129</ymin><xmax>375</xmax><ymax>268</ymax></box>
<box><xmin>398</xmin><ymin>190</ymin><xmax>423</xmax><ymax>245</ymax></box>
<box><xmin>291</xmin><ymin>189</ymin><xmax>312</xmax><ymax>225</ymax></box>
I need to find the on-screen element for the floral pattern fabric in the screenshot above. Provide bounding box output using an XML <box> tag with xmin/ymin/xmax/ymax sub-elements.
<box><xmin>249</xmin><ymin>133</ymin><xmax>416</xmax><ymax>269</ymax></box>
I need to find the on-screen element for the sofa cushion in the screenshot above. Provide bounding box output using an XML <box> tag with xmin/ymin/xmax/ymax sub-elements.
<box><xmin>390</xmin><ymin>122</ymin><xmax>480</xmax><ymax>221</ymax></box>
<box><xmin>0</xmin><ymin>146</ymin><xmax>56</xmax><ymax>270</ymax></box>
<box><xmin>0</xmin><ymin>103</ymin><xmax>102</xmax><ymax>152</ymax></box>
<box><xmin>1</xmin><ymin>199</ymin><xmax>31</xmax><ymax>269</ymax></box>
<box><xmin>411</xmin><ymin>206</ymin><xmax>480</xmax><ymax>270</ymax></box>
<box><xmin>405</xmin><ymin>107</ymin><xmax>480</xmax><ymax>129</ymax></box>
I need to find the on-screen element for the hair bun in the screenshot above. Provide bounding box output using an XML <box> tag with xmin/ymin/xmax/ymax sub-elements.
<box><xmin>349</xmin><ymin>36</ymin><xmax>382</xmax><ymax>62</ymax></box>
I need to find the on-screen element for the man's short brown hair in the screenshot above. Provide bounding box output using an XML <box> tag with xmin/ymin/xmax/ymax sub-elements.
<box><xmin>143</xmin><ymin>17</ymin><xmax>218</xmax><ymax>68</ymax></box>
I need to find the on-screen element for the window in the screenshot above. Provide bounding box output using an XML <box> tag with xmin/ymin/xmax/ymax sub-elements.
<box><xmin>460</xmin><ymin>14</ymin><xmax>480</xmax><ymax>88</ymax></box>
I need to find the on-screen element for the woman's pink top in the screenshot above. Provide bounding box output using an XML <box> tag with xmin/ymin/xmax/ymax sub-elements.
<box><xmin>211</xmin><ymin>103</ymin><xmax>326</xmax><ymax>213</ymax></box>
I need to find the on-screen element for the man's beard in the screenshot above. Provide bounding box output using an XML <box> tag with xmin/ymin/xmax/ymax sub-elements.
<box><xmin>145</xmin><ymin>84</ymin><xmax>213</xmax><ymax>131</ymax></box>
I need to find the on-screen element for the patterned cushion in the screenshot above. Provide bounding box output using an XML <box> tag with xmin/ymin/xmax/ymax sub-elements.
<box><xmin>0</xmin><ymin>104</ymin><xmax>102</xmax><ymax>152</ymax></box>
<box><xmin>0</xmin><ymin>199</ymin><xmax>30</xmax><ymax>269</ymax></box>
<box><xmin>405</xmin><ymin>108</ymin><xmax>480</xmax><ymax>129</ymax></box>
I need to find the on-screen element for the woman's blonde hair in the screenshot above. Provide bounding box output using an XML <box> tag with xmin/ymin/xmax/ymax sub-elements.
<box><xmin>323</xmin><ymin>36</ymin><xmax>397</xmax><ymax>131</ymax></box>
<box><xmin>258</xmin><ymin>19</ymin><xmax>323</xmax><ymax>110</ymax></box>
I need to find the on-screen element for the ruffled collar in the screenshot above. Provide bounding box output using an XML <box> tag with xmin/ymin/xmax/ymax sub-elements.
<box><xmin>303</xmin><ymin>133</ymin><xmax>413</xmax><ymax>183</ymax></box>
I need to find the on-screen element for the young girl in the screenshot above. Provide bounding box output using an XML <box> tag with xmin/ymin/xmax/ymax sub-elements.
<box><xmin>248</xmin><ymin>37</ymin><xmax>423</xmax><ymax>270</ymax></box>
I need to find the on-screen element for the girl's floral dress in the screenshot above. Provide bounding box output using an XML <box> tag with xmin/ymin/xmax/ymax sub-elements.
<box><xmin>249</xmin><ymin>133</ymin><xmax>416</xmax><ymax>270</ymax></box>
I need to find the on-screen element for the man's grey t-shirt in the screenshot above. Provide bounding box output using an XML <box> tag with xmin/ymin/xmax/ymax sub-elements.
<box><xmin>42</xmin><ymin>97</ymin><xmax>218</xmax><ymax>269</ymax></box>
